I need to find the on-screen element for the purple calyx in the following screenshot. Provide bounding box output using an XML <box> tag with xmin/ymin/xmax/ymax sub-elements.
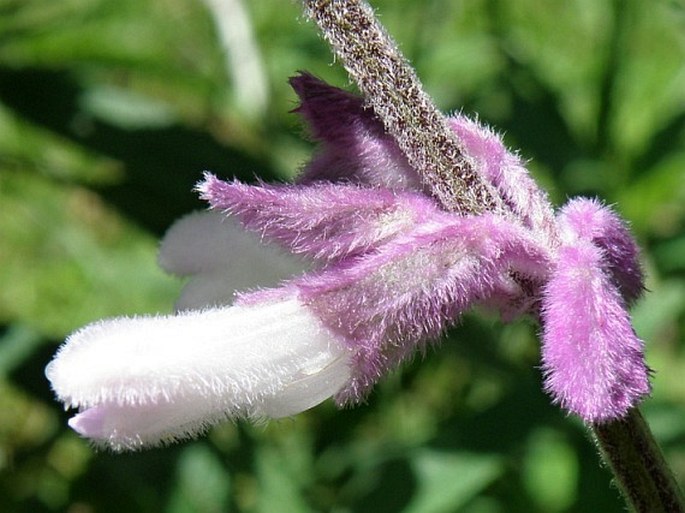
<box><xmin>200</xmin><ymin>73</ymin><xmax>650</xmax><ymax>423</ymax></box>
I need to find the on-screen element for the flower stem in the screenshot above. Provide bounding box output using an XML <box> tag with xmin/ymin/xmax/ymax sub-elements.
<box><xmin>593</xmin><ymin>409</ymin><xmax>685</xmax><ymax>513</ymax></box>
<box><xmin>302</xmin><ymin>0</ymin><xmax>503</xmax><ymax>216</ymax></box>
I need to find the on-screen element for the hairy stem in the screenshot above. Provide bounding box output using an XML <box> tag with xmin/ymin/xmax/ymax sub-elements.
<box><xmin>302</xmin><ymin>0</ymin><xmax>503</xmax><ymax>215</ymax></box>
<box><xmin>593</xmin><ymin>409</ymin><xmax>685</xmax><ymax>513</ymax></box>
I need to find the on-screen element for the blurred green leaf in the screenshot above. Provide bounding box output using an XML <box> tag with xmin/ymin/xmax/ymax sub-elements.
<box><xmin>502</xmin><ymin>0</ymin><xmax>613</xmax><ymax>142</ymax></box>
<box><xmin>403</xmin><ymin>450</ymin><xmax>504</xmax><ymax>513</ymax></box>
<box><xmin>653</xmin><ymin>235</ymin><xmax>685</xmax><ymax>273</ymax></box>
<box><xmin>255</xmin><ymin>438</ymin><xmax>313</xmax><ymax>513</ymax></box>
<box><xmin>80</xmin><ymin>84</ymin><xmax>178</xmax><ymax>130</ymax></box>
<box><xmin>618</xmin><ymin>151</ymin><xmax>685</xmax><ymax>237</ymax></box>
<box><xmin>522</xmin><ymin>429</ymin><xmax>578</xmax><ymax>512</ymax></box>
<box><xmin>633</xmin><ymin>279</ymin><xmax>685</xmax><ymax>344</ymax></box>
<box><xmin>0</xmin><ymin>324</ymin><xmax>42</xmax><ymax>376</ymax></box>
<box><xmin>167</xmin><ymin>444</ymin><xmax>230</xmax><ymax>513</ymax></box>
<box><xmin>0</xmin><ymin>102</ymin><xmax>121</xmax><ymax>184</ymax></box>
<box><xmin>0</xmin><ymin>170</ymin><xmax>178</xmax><ymax>336</ymax></box>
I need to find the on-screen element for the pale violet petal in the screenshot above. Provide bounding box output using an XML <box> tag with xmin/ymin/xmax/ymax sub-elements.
<box><xmin>159</xmin><ymin>211</ymin><xmax>307</xmax><ymax>310</ymax></box>
<box><xmin>173</xmin><ymin>270</ymin><xmax>237</xmax><ymax>310</ymax></box>
<box><xmin>66</xmin><ymin>351</ymin><xmax>350</xmax><ymax>451</ymax></box>
<box><xmin>158</xmin><ymin>210</ymin><xmax>306</xmax><ymax>278</ymax></box>
<box><xmin>46</xmin><ymin>297</ymin><xmax>352</xmax><ymax>450</ymax></box>
<box><xmin>158</xmin><ymin>211</ymin><xmax>235</xmax><ymax>275</ymax></box>
<box><xmin>260</xmin><ymin>349</ymin><xmax>350</xmax><ymax>418</ymax></box>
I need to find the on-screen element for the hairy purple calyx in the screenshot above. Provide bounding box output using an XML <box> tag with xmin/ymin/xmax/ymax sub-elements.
<box><xmin>200</xmin><ymin>73</ymin><xmax>650</xmax><ymax>423</ymax></box>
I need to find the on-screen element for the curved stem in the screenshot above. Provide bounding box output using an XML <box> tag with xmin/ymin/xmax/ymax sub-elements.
<box><xmin>593</xmin><ymin>409</ymin><xmax>685</xmax><ymax>513</ymax></box>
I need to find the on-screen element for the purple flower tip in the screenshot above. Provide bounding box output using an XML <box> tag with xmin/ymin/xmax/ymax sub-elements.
<box><xmin>198</xmin><ymin>172</ymin><xmax>442</xmax><ymax>262</ymax></box>
<box><xmin>68</xmin><ymin>407</ymin><xmax>106</xmax><ymax>438</ymax></box>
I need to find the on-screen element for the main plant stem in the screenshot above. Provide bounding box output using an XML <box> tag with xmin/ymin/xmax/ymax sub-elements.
<box><xmin>303</xmin><ymin>1</ymin><xmax>685</xmax><ymax>512</ymax></box>
<box><xmin>594</xmin><ymin>409</ymin><xmax>685</xmax><ymax>512</ymax></box>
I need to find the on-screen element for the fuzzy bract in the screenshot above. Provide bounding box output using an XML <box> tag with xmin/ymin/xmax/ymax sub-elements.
<box><xmin>541</xmin><ymin>240</ymin><xmax>650</xmax><ymax>422</ymax></box>
<box><xmin>291</xmin><ymin>72</ymin><xmax>424</xmax><ymax>190</ymax></box>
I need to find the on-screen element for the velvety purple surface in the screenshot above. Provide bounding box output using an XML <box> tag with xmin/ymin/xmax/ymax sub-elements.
<box><xmin>541</xmin><ymin>240</ymin><xmax>650</xmax><ymax>422</ymax></box>
<box><xmin>199</xmin><ymin>75</ymin><xmax>650</xmax><ymax>422</ymax></box>
<box><xmin>291</xmin><ymin>72</ymin><xmax>423</xmax><ymax>191</ymax></box>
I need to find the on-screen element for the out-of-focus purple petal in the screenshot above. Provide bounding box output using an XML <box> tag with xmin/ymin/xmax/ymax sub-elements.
<box><xmin>557</xmin><ymin>197</ymin><xmax>643</xmax><ymax>305</ymax></box>
<box><xmin>199</xmin><ymin>174</ymin><xmax>441</xmax><ymax>261</ymax></box>
<box><xmin>290</xmin><ymin>72</ymin><xmax>423</xmax><ymax>190</ymax></box>
<box><xmin>541</xmin><ymin>241</ymin><xmax>650</xmax><ymax>423</ymax></box>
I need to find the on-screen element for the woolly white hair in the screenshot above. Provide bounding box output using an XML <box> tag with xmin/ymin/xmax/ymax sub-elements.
<box><xmin>46</xmin><ymin>297</ymin><xmax>351</xmax><ymax>451</ymax></box>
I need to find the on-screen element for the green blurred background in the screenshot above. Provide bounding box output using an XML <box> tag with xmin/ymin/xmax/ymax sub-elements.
<box><xmin>0</xmin><ymin>0</ymin><xmax>683</xmax><ymax>511</ymax></box>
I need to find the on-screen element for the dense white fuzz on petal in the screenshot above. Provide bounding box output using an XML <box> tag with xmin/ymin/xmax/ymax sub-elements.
<box><xmin>158</xmin><ymin>211</ymin><xmax>306</xmax><ymax>309</ymax></box>
<box><xmin>46</xmin><ymin>297</ymin><xmax>351</xmax><ymax>451</ymax></box>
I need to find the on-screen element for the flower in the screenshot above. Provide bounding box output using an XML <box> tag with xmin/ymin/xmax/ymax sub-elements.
<box><xmin>46</xmin><ymin>73</ymin><xmax>650</xmax><ymax>451</ymax></box>
<box><xmin>46</xmin><ymin>296</ymin><xmax>350</xmax><ymax>451</ymax></box>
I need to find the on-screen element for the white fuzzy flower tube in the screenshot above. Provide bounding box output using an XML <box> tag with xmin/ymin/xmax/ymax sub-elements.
<box><xmin>46</xmin><ymin>297</ymin><xmax>351</xmax><ymax>451</ymax></box>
